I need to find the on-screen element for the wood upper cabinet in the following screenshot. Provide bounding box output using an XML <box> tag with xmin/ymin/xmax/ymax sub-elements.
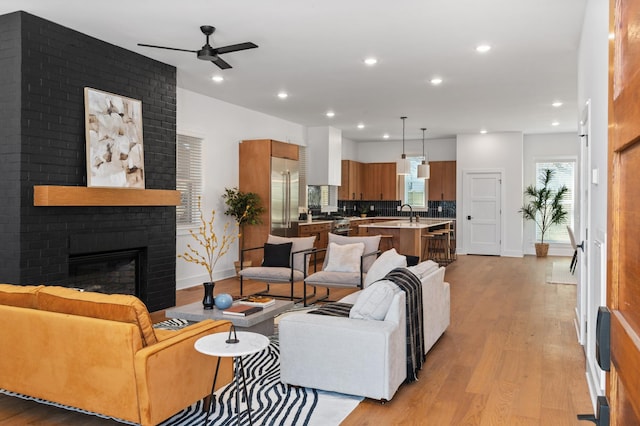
<box><xmin>428</xmin><ymin>161</ymin><xmax>456</xmax><ymax>201</ymax></box>
<box><xmin>339</xmin><ymin>160</ymin><xmax>362</xmax><ymax>200</ymax></box>
<box><xmin>340</xmin><ymin>161</ymin><xmax>397</xmax><ymax>200</ymax></box>
<box><xmin>362</xmin><ymin>162</ymin><xmax>397</xmax><ymax>200</ymax></box>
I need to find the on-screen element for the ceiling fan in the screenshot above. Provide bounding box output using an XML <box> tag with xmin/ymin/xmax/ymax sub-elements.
<box><xmin>137</xmin><ymin>25</ymin><xmax>258</xmax><ymax>69</ymax></box>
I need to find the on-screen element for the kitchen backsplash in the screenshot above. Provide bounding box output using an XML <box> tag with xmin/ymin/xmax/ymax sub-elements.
<box><xmin>334</xmin><ymin>200</ymin><xmax>456</xmax><ymax>218</ymax></box>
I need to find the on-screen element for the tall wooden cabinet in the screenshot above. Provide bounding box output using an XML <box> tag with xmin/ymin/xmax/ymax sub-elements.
<box><xmin>428</xmin><ymin>161</ymin><xmax>456</xmax><ymax>201</ymax></box>
<box><xmin>239</xmin><ymin>139</ymin><xmax>299</xmax><ymax>264</ymax></box>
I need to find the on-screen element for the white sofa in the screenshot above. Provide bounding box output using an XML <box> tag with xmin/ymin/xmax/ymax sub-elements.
<box><xmin>279</xmin><ymin>261</ymin><xmax>450</xmax><ymax>401</ymax></box>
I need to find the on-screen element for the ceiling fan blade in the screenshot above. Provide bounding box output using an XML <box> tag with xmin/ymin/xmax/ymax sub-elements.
<box><xmin>137</xmin><ymin>43</ymin><xmax>197</xmax><ymax>53</ymax></box>
<box><xmin>216</xmin><ymin>42</ymin><xmax>258</xmax><ymax>55</ymax></box>
<box><xmin>212</xmin><ymin>57</ymin><xmax>232</xmax><ymax>69</ymax></box>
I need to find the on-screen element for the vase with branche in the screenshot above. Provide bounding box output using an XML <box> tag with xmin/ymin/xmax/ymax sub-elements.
<box><xmin>178</xmin><ymin>198</ymin><xmax>238</xmax><ymax>309</ymax></box>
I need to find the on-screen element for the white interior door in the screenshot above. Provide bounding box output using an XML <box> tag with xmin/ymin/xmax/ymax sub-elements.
<box><xmin>464</xmin><ymin>171</ymin><xmax>502</xmax><ymax>255</ymax></box>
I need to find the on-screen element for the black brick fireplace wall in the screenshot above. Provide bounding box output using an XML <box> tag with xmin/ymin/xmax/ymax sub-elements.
<box><xmin>0</xmin><ymin>11</ymin><xmax>178</xmax><ymax>311</ymax></box>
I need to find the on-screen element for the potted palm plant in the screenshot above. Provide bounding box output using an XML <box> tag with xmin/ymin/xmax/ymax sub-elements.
<box><xmin>222</xmin><ymin>187</ymin><xmax>265</xmax><ymax>274</ymax></box>
<box><xmin>519</xmin><ymin>168</ymin><xmax>569</xmax><ymax>257</ymax></box>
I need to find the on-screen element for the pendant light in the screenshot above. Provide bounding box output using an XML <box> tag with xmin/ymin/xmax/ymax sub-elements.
<box><xmin>396</xmin><ymin>116</ymin><xmax>411</xmax><ymax>175</ymax></box>
<box><xmin>417</xmin><ymin>127</ymin><xmax>430</xmax><ymax>179</ymax></box>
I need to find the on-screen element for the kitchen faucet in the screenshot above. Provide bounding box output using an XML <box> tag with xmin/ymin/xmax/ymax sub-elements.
<box><xmin>399</xmin><ymin>203</ymin><xmax>414</xmax><ymax>223</ymax></box>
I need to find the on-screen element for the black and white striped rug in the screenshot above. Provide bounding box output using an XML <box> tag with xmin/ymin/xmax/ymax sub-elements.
<box><xmin>1</xmin><ymin>320</ymin><xmax>361</xmax><ymax>425</ymax></box>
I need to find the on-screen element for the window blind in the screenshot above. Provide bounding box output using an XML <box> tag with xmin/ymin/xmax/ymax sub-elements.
<box><xmin>176</xmin><ymin>134</ymin><xmax>203</xmax><ymax>226</ymax></box>
<box><xmin>535</xmin><ymin>161</ymin><xmax>575</xmax><ymax>243</ymax></box>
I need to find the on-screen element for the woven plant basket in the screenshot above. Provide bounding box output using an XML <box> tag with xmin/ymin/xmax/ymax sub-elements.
<box><xmin>535</xmin><ymin>243</ymin><xmax>549</xmax><ymax>257</ymax></box>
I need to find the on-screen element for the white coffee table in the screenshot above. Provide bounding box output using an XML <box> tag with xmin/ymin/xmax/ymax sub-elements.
<box><xmin>195</xmin><ymin>330</ymin><xmax>270</xmax><ymax>426</ymax></box>
<box><xmin>166</xmin><ymin>299</ymin><xmax>294</xmax><ymax>335</ymax></box>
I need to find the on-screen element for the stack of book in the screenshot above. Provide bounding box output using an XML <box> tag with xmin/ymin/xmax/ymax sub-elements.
<box><xmin>222</xmin><ymin>304</ymin><xmax>263</xmax><ymax>317</ymax></box>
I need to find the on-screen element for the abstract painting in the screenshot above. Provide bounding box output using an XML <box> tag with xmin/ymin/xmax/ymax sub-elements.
<box><xmin>84</xmin><ymin>87</ymin><xmax>145</xmax><ymax>188</ymax></box>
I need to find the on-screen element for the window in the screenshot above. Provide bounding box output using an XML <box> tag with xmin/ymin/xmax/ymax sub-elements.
<box><xmin>534</xmin><ymin>160</ymin><xmax>575</xmax><ymax>243</ymax></box>
<box><xmin>402</xmin><ymin>157</ymin><xmax>426</xmax><ymax>208</ymax></box>
<box><xmin>176</xmin><ymin>134</ymin><xmax>203</xmax><ymax>226</ymax></box>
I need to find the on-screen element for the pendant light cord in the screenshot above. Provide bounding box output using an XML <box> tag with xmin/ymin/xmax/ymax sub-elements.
<box><xmin>401</xmin><ymin>116</ymin><xmax>407</xmax><ymax>159</ymax></box>
<box><xmin>421</xmin><ymin>127</ymin><xmax>427</xmax><ymax>163</ymax></box>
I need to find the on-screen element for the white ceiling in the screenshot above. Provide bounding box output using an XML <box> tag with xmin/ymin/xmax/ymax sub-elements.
<box><xmin>1</xmin><ymin>0</ymin><xmax>587</xmax><ymax>142</ymax></box>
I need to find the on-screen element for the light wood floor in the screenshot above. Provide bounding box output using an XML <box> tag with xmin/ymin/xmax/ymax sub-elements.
<box><xmin>0</xmin><ymin>255</ymin><xmax>593</xmax><ymax>425</ymax></box>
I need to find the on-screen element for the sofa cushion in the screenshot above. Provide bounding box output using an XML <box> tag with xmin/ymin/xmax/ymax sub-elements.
<box><xmin>267</xmin><ymin>235</ymin><xmax>316</xmax><ymax>273</ymax></box>
<box><xmin>37</xmin><ymin>286</ymin><xmax>157</xmax><ymax>346</ymax></box>
<box><xmin>349</xmin><ymin>280</ymin><xmax>398</xmax><ymax>321</ymax></box>
<box><xmin>324</xmin><ymin>242</ymin><xmax>365</xmax><ymax>273</ymax></box>
<box><xmin>364</xmin><ymin>249</ymin><xmax>407</xmax><ymax>287</ymax></box>
<box><xmin>408</xmin><ymin>260</ymin><xmax>439</xmax><ymax>279</ymax></box>
<box><xmin>262</xmin><ymin>242</ymin><xmax>293</xmax><ymax>267</ymax></box>
<box><xmin>324</xmin><ymin>233</ymin><xmax>381</xmax><ymax>273</ymax></box>
<box><xmin>240</xmin><ymin>266</ymin><xmax>304</xmax><ymax>282</ymax></box>
<box><xmin>0</xmin><ymin>284</ymin><xmax>43</xmax><ymax>309</ymax></box>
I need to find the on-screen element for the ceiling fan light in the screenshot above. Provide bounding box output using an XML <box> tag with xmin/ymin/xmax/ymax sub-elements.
<box><xmin>417</xmin><ymin>163</ymin><xmax>430</xmax><ymax>179</ymax></box>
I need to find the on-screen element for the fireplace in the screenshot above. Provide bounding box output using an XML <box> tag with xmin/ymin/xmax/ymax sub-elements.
<box><xmin>68</xmin><ymin>249</ymin><xmax>145</xmax><ymax>296</ymax></box>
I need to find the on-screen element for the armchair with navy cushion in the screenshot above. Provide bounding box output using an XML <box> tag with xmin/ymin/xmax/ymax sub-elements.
<box><xmin>239</xmin><ymin>234</ymin><xmax>316</xmax><ymax>302</ymax></box>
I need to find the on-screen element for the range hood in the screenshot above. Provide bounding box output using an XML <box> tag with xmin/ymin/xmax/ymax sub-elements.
<box><xmin>306</xmin><ymin>126</ymin><xmax>342</xmax><ymax>186</ymax></box>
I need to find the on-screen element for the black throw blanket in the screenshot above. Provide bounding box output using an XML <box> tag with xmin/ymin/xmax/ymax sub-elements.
<box><xmin>383</xmin><ymin>267</ymin><xmax>425</xmax><ymax>382</ymax></box>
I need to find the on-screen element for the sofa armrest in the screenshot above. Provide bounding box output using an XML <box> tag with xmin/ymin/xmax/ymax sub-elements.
<box><xmin>279</xmin><ymin>291</ymin><xmax>407</xmax><ymax>400</ymax></box>
<box><xmin>421</xmin><ymin>267</ymin><xmax>450</xmax><ymax>352</ymax></box>
<box><xmin>134</xmin><ymin>319</ymin><xmax>233</xmax><ymax>426</ymax></box>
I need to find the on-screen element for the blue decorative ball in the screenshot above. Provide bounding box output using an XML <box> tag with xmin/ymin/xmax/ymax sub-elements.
<box><xmin>214</xmin><ymin>293</ymin><xmax>233</xmax><ymax>310</ymax></box>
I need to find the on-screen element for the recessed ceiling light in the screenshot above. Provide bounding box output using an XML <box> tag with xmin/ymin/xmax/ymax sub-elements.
<box><xmin>430</xmin><ymin>77</ymin><xmax>443</xmax><ymax>85</ymax></box>
<box><xmin>211</xmin><ymin>75</ymin><xmax>224</xmax><ymax>82</ymax></box>
<box><xmin>476</xmin><ymin>44</ymin><xmax>491</xmax><ymax>53</ymax></box>
<box><xmin>552</xmin><ymin>121</ymin><xmax>560</xmax><ymax>126</ymax></box>
<box><xmin>357</xmin><ymin>123</ymin><xmax>365</xmax><ymax>129</ymax></box>
<box><xmin>552</xmin><ymin>101</ymin><xmax>563</xmax><ymax>107</ymax></box>
<box><xmin>277</xmin><ymin>92</ymin><xmax>288</xmax><ymax>99</ymax></box>
<box><xmin>480</xmin><ymin>129</ymin><xmax>488</xmax><ymax>134</ymax></box>
<box><xmin>383</xmin><ymin>133</ymin><xmax>390</xmax><ymax>139</ymax></box>
<box><xmin>364</xmin><ymin>57</ymin><xmax>378</xmax><ymax>66</ymax></box>
<box><xmin>326</xmin><ymin>111</ymin><xmax>335</xmax><ymax>118</ymax></box>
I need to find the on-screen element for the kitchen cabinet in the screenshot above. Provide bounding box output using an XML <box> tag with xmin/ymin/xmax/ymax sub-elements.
<box><xmin>298</xmin><ymin>222</ymin><xmax>332</xmax><ymax>261</ymax></box>
<box><xmin>339</xmin><ymin>161</ymin><xmax>397</xmax><ymax>201</ymax></box>
<box><xmin>362</xmin><ymin>162</ymin><xmax>397</xmax><ymax>200</ymax></box>
<box><xmin>428</xmin><ymin>161</ymin><xmax>456</xmax><ymax>201</ymax></box>
<box><xmin>339</xmin><ymin>160</ymin><xmax>362</xmax><ymax>200</ymax></box>
<box><xmin>239</xmin><ymin>139</ymin><xmax>299</xmax><ymax>265</ymax></box>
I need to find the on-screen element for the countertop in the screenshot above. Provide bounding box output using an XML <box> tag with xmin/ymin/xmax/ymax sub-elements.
<box><xmin>298</xmin><ymin>216</ymin><xmax>455</xmax><ymax>226</ymax></box>
<box><xmin>359</xmin><ymin>219</ymin><xmax>453</xmax><ymax>229</ymax></box>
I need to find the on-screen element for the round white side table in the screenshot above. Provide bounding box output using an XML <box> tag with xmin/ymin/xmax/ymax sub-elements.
<box><xmin>195</xmin><ymin>330</ymin><xmax>270</xmax><ymax>426</ymax></box>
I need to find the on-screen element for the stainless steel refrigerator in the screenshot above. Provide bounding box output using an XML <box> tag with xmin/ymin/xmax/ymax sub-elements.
<box><xmin>271</xmin><ymin>157</ymin><xmax>299</xmax><ymax>237</ymax></box>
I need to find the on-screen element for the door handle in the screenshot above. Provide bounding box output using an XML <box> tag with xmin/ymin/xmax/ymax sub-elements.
<box><xmin>467</xmin><ymin>215</ymin><xmax>472</xmax><ymax>220</ymax></box>
<box><xmin>577</xmin><ymin>241</ymin><xmax>585</xmax><ymax>252</ymax></box>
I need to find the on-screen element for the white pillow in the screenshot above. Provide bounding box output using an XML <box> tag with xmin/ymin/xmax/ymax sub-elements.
<box><xmin>364</xmin><ymin>248</ymin><xmax>407</xmax><ymax>287</ymax></box>
<box><xmin>324</xmin><ymin>242</ymin><xmax>365</xmax><ymax>273</ymax></box>
<box><xmin>350</xmin><ymin>280</ymin><xmax>398</xmax><ymax>320</ymax></box>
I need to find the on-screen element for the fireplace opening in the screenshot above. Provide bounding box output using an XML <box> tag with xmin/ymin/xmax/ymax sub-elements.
<box><xmin>68</xmin><ymin>249</ymin><xmax>144</xmax><ymax>296</ymax></box>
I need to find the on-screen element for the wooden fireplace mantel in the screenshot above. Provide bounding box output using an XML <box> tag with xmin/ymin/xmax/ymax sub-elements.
<box><xmin>33</xmin><ymin>185</ymin><xmax>181</xmax><ymax>207</ymax></box>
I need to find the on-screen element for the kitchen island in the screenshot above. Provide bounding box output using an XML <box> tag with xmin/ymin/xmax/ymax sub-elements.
<box><xmin>359</xmin><ymin>219</ymin><xmax>453</xmax><ymax>261</ymax></box>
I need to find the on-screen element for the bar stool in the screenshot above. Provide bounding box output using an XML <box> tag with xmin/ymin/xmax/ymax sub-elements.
<box><xmin>421</xmin><ymin>232</ymin><xmax>435</xmax><ymax>262</ymax></box>
<box><xmin>379</xmin><ymin>235</ymin><xmax>394</xmax><ymax>252</ymax></box>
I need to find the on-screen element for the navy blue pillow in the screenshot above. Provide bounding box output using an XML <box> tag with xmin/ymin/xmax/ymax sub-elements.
<box><xmin>262</xmin><ymin>242</ymin><xmax>293</xmax><ymax>268</ymax></box>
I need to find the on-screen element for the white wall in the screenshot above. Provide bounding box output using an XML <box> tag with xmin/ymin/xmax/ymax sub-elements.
<box><xmin>356</xmin><ymin>138</ymin><xmax>456</xmax><ymax>163</ymax></box>
<box><xmin>578</xmin><ymin>0</ymin><xmax>610</xmax><ymax>408</ymax></box>
<box><xmin>176</xmin><ymin>88</ymin><xmax>306</xmax><ymax>289</ymax></box>
<box><xmin>456</xmin><ymin>132</ymin><xmax>524</xmax><ymax>257</ymax></box>
<box><xmin>522</xmin><ymin>132</ymin><xmax>580</xmax><ymax>256</ymax></box>
<box><xmin>341</xmin><ymin>136</ymin><xmax>358</xmax><ymax>160</ymax></box>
